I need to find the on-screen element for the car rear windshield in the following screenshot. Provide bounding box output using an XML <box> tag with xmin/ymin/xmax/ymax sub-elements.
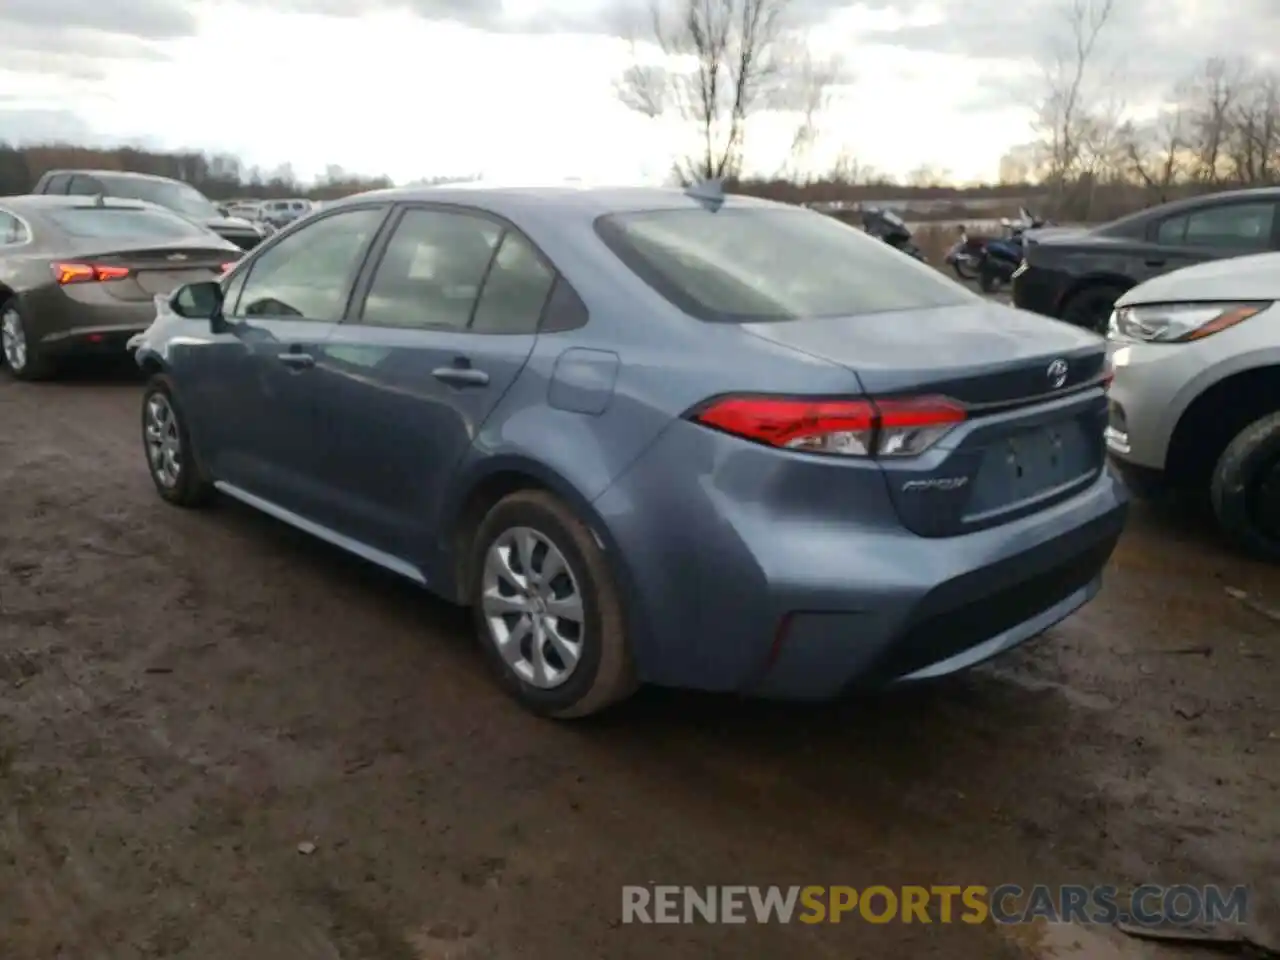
<box><xmin>45</xmin><ymin>207</ymin><xmax>210</xmax><ymax>241</ymax></box>
<box><xmin>594</xmin><ymin>206</ymin><xmax>973</xmax><ymax>322</ymax></box>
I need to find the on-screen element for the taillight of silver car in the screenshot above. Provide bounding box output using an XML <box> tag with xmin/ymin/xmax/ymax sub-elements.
<box><xmin>691</xmin><ymin>395</ymin><xmax>967</xmax><ymax>457</ymax></box>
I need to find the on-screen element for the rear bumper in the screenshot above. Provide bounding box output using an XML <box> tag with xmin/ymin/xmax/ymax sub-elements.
<box><xmin>23</xmin><ymin>287</ymin><xmax>154</xmax><ymax>358</ymax></box>
<box><xmin>595</xmin><ymin>419</ymin><xmax>1129</xmax><ymax>700</ymax></box>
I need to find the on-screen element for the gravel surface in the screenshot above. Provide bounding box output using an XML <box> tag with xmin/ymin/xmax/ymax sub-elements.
<box><xmin>0</xmin><ymin>365</ymin><xmax>1276</xmax><ymax>959</ymax></box>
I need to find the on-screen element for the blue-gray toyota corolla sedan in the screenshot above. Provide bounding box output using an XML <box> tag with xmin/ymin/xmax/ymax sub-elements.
<box><xmin>130</xmin><ymin>183</ymin><xmax>1129</xmax><ymax>718</ymax></box>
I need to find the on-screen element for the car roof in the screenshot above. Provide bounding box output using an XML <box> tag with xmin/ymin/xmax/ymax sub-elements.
<box><xmin>38</xmin><ymin>168</ymin><xmax>181</xmax><ymax>184</ymax></box>
<box><xmin>326</xmin><ymin>183</ymin><xmax>785</xmax><ymax>220</ymax></box>
<box><xmin>1100</xmin><ymin>186</ymin><xmax>1280</xmax><ymax>233</ymax></box>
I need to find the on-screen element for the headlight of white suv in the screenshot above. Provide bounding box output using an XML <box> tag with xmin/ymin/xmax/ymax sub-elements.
<box><xmin>1108</xmin><ymin>301</ymin><xmax>1271</xmax><ymax>343</ymax></box>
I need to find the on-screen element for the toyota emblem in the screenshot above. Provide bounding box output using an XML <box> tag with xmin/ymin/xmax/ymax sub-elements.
<box><xmin>1047</xmin><ymin>358</ymin><xmax>1069</xmax><ymax>389</ymax></box>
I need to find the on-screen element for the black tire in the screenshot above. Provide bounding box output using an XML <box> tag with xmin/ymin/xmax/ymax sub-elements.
<box><xmin>1210</xmin><ymin>411</ymin><xmax>1280</xmax><ymax>562</ymax></box>
<box><xmin>978</xmin><ymin>267</ymin><xmax>1000</xmax><ymax>293</ymax></box>
<box><xmin>141</xmin><ymin>373</ymin><xmax>214</xmax><ymax>507</ymax></box>
<box><xmin>468</xmin><ymin>490</ymin><xmax>637</xmax><ymax>719</ymax></box>
<box><xmin>1061</xmin><ymin>284</ymin><xmax>1124</xmax><ymax>334</ymax></box>
<box><xmin>0</xmin><ymin>299</ymin><xmax>54</xmax><ymax>381</ymax></box>
<box><xmin>952</xmin><ymin>262</ymin><xmax>978</xmax><ymax>282</ymax></box>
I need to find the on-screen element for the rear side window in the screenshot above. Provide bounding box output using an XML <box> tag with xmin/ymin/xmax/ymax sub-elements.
<box><xmin>595</xmin><ymin>206</ymin><xmax>973</xmax><ymax>322</ymax></box>
<box><xmin>42</xmin><ymin>174</ymin><xmax>71</xmax><ymax>194</ymax></box>
<box><xmin>44</xmin><ymin>207</ymin><xmax>209</xmax><ymax>241</ymax></box>
<box><xmin>0</xmin><ymin>212</ymin><xmax>28</xmax><ymax>245</ymax></box>
<box><xmin>1158</xmin><ymin>202</ymin><xmax>1277</xmax><ymax>249</ymax></box>
<box><xmin>67</xmin><ymin>176</ymin><xmax>103</xmax><ymax>196</ymax></box>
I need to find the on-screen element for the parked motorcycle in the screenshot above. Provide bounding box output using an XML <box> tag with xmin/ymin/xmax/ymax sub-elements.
<box><xmin>944</xmin><ymin>227</ymin><xmax>987</xmax><ymax>281</ymax></box>
<box><xmin>977</xmin><ymin>208</ymin><xmax>1049</xmax><ymax>292</ymax></box>
<box><xmin>861</xmin><ymin>207</ymin><xmax>927</xmax><ymax>262</ymax></box>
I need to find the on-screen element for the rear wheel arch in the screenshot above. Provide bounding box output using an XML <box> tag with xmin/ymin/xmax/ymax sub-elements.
<box><xmin>1165</xmin><ymin>365</ymin><xmax>1280</xmax><ymax>488</ymax></box>
<box><xmin>446</xmin><ymin>459</ymin><xmax>624</xmax><ymax>605</ymax></box>
<box><xmin>136</xmin><ymin>349</ymin><xmax>166</xmax><ymax>377</ymax></box>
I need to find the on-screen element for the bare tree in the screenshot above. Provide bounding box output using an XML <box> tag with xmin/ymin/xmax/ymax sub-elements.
<box><xmin>1117</xmin><ymin>105</ymin><xmax>1186</xmax><ymax>202</ymax></box>
<box><xmin>615</xmin><ymin>0</ymin><xmax>843</xmax><ymax>182</ymax></box>
<box><xmin>1181</xmin><ymin>58</ymin><xmax>1244</xmax><ymax>182</ymax></box>
<box><xmin>1228</xmin><ymin>68</ymin><xmax>1280</xmax><ymax>184</ymax></box>
<box><xmin>1031</xmin><ymin>0</ymin><xmax>1117</xmax><ymax>214</ymax></box>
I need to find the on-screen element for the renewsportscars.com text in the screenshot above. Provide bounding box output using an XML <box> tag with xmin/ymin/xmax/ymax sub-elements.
<box><xmin>621</xmin><ymin>884</ymin><xmax>1248</xmax><ymax>926</ymax></box>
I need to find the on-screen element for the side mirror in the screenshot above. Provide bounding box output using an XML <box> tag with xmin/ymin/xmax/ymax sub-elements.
<box><xmin>171</xmin><ymin>281</ymin><xmax>224</xmax><ymax>322</ymax></box>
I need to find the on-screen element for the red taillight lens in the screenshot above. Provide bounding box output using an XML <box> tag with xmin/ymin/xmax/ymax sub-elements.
<box><xmin>693</xmin><ymin>394</ymin><xmax>965</xmax><ymax>458</ymax></box>
<box><xmin>219</xmin><ymin>261</ymin><xmax>237</xmax><ymax>274</ymax></box>
<box><xmin>51</xmin><ymin>262</ymin><xmax>130</xmax><ymax>284</ymax></box>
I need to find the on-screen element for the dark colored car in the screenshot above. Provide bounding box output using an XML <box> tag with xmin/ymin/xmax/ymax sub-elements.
<box><xmin>130</xmin><ymin>184</ymin><xmax>1127</xmax><ymax>719</ymax></box>
<box><xmin>32</xmin><ymin>169</ymin><xmax>269</xmax><ymax>251</ymax></box>
<box><xmin>0</xmin><ymin>195</ymin><xmax>240</xmax><ymax>379</ymax></box>
<box><xmin>1013</xmin><ymin>187</ymin><xmax>1280</xmax><ymax>332</ymax></box>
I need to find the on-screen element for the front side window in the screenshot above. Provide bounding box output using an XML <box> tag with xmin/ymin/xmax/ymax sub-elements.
<box><xmin>595</xmin><ymin>206</ymin><xmax>973</xmax><ymax>322</ymax></box>
<box><xmin>232</xmin><ymin>206</ymin><xmax>385</xmax><ymax>321</ymax></box>
<box><xmin>359</xmin><ymin>209</ymin><xmax>501</xmax><ymax>330</ymax></box>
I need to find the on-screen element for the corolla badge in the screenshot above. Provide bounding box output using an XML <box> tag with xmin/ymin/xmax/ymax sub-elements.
<box><xmin>166</xmin><ymin>253</ymin><xmax>189</xmax><ymax>262</ymax></box>
<box><xmin>1046</xmin><ymin>357</ymin><xmax>1069</xmax><ymax>389</ymax></box>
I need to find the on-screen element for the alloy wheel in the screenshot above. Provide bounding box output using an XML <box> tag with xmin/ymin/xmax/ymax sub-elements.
<box><xmin>144</xmin><ymin>393</ymin><xmax>183</xmax><ymax>488</ymax></box>
<box><xmin>1</xmin><ymin>307</ymin><xmax>27</xmax><ymax>372</ymax></box>
<box><xmin>480</xmin><ymin>526</ymin><xmax>586</xmax><ymax>689</ymax></box>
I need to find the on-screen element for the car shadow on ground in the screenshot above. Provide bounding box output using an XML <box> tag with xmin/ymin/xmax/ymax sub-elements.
<box><xmin>206</xmin><ymin>489</ymin><xmax>1086</xmax><ymax>806</ymax></box>
<box><xmin>27</xmin><ymin>358</ymin><xmax>145</xmax><ymax>387</ymax></box>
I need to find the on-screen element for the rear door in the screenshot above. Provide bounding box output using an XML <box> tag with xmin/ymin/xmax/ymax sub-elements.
<box><xmin>188</xmin><ymin>204</ymin><xmax>390</xmax><ymax>514</ymax></box>
<box><xmin>311</xmin><ymin>204</ymin><xmax>553</xmax><ymax>564</ymax></box>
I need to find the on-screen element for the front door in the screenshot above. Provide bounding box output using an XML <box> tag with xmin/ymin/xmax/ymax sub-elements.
<box><xmin>313</xmin><ymin>205</ymin><xmax>556</xmax><ymax>570</ymax></box>
<box><xmin>199</xmin><ymin>204</ymin><xmax>389</xmax><ymax>515</ymax></box>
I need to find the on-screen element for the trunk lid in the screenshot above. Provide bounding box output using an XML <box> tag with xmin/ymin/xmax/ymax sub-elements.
<box><xmin>75</xmin><ymin>245</ymin><xmax>236</xmax><ymax>301</ymax></box>
<box><xmin>742</xmin><ymin>302</ymin><xmax>1109</xmax><ymax>536</ymax></box>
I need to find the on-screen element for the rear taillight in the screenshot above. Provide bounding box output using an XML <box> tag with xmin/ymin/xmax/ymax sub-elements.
<box><xmin>692</xmin><ymin>395</ymin><xmax>966</xmax><ymax>458</ymax></box>
<box><xmin>51</xmin><ymin>262</ymin><xmax>130</xmax><ymax>284</ymax></box>
<box><xmin>219</xmin><ymin>261</ymin><xmax>237</xmax><ymax>274</ymax></box>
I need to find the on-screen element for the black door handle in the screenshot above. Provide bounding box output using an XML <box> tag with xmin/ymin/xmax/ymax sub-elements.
<box><xmin>432</xmin><ymin>366</ymin><xmax>489</xmax><ymax>386</ymax></box>
<box><xmin>278</xmin><ymin>352</ymin><xmax>315</xmax><ymax>369</ymax></box>
<box><xmin>1144</xmin><ymin>259</ymin><xmax>1166</xmax><ymax>268</ymax></box>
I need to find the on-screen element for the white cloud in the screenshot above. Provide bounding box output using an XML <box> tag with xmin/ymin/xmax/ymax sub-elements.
<box><xmin>0</xmin><ymin>0</ymin><xmax>1267</xmax><ymax>184</ymax></box>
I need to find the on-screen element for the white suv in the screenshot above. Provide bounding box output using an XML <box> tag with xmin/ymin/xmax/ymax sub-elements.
<box><xmin>1106</xmin><ymin>251</ymin><xmax>1280</xmax><ymax>558</ymax></box>
<box><xmin>259</xmin><ymin>198</ymin><xmax>312</xmax><ymax>228</ymax></box>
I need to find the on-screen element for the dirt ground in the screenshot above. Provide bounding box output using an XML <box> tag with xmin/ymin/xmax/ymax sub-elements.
<box><xmin>0</xmin><ymin>365</ymin><xmax>1277</xmax><ymax>960</ymax></box>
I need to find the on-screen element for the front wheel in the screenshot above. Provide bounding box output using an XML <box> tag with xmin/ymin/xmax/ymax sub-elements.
<box><xmin>1210</xmin><ymin>411</ymin><xmax>1280</xmax><ymax>562</ymax></box>
<box><xmin>469</xmin><ymin>490</ymin><xmax>637</xmax><ymax>718</ymax></box>
<box><xmin>141</xmin><ymin>374</ymin><xmax>214</xmax><ymax>507</ymax></box>
<box><xmin>1061</xmin><ymin>284</ymin><xmax>1124</xmax><ymax>334</ymax></box>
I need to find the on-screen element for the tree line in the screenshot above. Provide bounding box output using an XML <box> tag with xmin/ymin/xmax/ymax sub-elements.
<box><xmin>0</xmin><ymin>143</ymin><xmax>393</xmax><ymax>201</ymax></box>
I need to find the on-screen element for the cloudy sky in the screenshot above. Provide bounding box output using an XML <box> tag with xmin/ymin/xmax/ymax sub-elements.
<box><xmin>0</xmin><ymin>0</ymin><xmax>1274</xmax><ymax>184</ymax></box>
